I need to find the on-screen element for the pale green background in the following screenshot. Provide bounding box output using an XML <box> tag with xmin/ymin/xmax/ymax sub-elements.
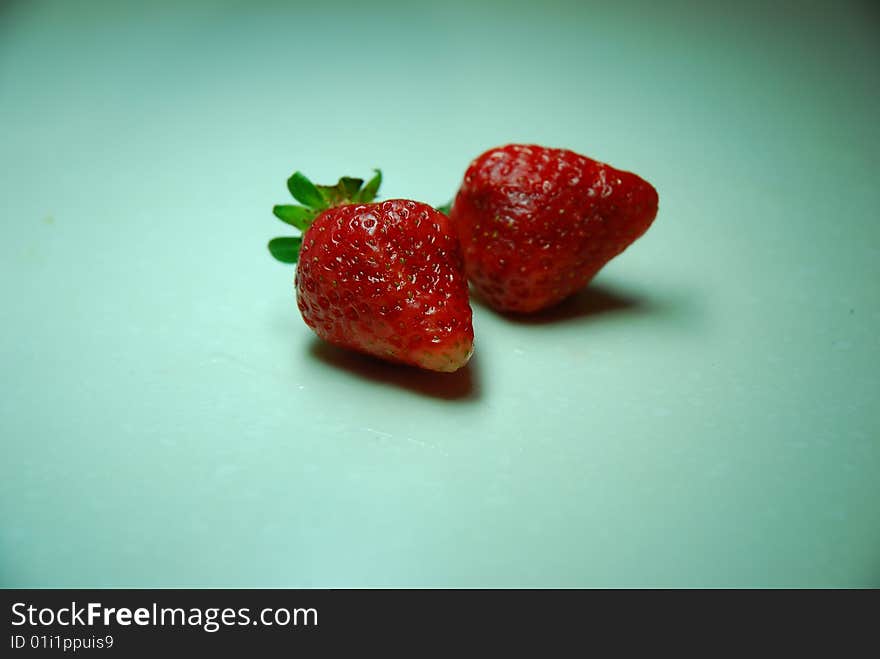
<box><xmin>1</xmin><ymin>0</ymin><xmax>878</xmax><ymax>587</ymax></box>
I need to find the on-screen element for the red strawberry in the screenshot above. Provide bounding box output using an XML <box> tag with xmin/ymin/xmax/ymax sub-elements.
<box><xmin>268</xmin><ymin>170</ymin><xmax>474</xmax><ymax>373</ymax></box>
<box><xmin>448</xmin><ymin>144</ymin><xmax>659</xmax><ymax>313</ymax></box>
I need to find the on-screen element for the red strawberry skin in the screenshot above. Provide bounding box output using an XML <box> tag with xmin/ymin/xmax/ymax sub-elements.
<box><xmin>449</xmin><ymin>144</ymin><xmax>659</xmax><ymax>313</ymax></box>
<box><xmin>295</xmin><ymin>200</ymin><xmax>474</xmax><ymax>372</ymax></box>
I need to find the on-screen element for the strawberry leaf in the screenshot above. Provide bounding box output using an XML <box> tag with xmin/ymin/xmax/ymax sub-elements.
<box><xmin>316</xmin><ymin>184</ymin><xmax>347</xmax><ymax>206</ymax></box>
<box><xmin>339</xmin><ymin>177</ymin><xmax>364</xmax><ymax>199</ymax></box>
<box><xmin>268</xmin><ymin>236</ymin><xmax>302</xmax><ymax>263</ymax></box>
<box><xmin>272</xmin><ymin>205</ymin><xmax>315</xmax><ymax>231</ymax></box>
<box><xmin>358</xmin><ymin>169</ymin><xmax>382</xmax><ymax>203</ymax></box>
<box><xmin>436</xmin><ymin>201</ymin><xmax>452</xmax><ymax>215</ymax></box>
<box><xmin>317</xmin><ymin>177</ymin><xmax>367</xmax><ymax>206</ymax></box>
<box><xmin>287</xmin><ymin>172</ymin><xmax>326</xmax><ymax>209</ymax></box>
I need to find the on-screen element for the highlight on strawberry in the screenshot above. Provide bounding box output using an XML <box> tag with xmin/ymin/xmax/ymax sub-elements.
<box><xmin>268</xmin><ymin>170</ymin><xmax>474</xmax><ymax>373</ymax></box>
<box><xmin>447</xmin><ymin>144</ymin><xmax>659</xmax><ymax>313</ymax></box>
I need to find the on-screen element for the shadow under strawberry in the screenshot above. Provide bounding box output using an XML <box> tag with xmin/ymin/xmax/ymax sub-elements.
<box><xmin>307</xmin><ymin>339</ymin><xmax>481</xmax><ymax>402</ymax></box>
<box><xmin>482</xmin><ymin>281</ymin><xmax>651</xmax><ymax>325</ymax></box>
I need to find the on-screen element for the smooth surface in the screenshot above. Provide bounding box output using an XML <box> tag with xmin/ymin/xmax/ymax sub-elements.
<box><xmin>1</xmin><ymin>0</ymin><xmax>878</xmax><ymax>587</ymax></box>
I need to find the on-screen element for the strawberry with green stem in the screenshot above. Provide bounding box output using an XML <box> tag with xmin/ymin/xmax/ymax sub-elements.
<box><xmin>268</xmin><ymin>169</ymin><xmax>474</xmax><ymax>373</ymax></box>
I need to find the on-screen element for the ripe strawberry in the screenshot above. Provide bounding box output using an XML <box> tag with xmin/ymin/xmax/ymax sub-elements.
<box><xmin>268</xmin><ymin>170</ymin><xmax>474</xmax><ymax>373</ymax></box>
<box><xmin>448</xmin><ymin>144</ymin><xmax>659</xmax><ymax>313</ymax></box>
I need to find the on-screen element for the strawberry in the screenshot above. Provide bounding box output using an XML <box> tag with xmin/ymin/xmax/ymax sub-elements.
<box><xmin>268</xmin><ymin>170</ymin><xmax>474</xmax><ymax>373</ymax></box>
<box><xmin>447</xmin><ymin>144</ymin><xmax>659</xmax><ymax>313</ymax></box>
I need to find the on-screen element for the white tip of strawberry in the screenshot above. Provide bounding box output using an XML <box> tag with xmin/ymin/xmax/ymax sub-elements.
<box><xmin>416</xmin><ymin>339</ymin><xmax>474</xmax><ymax>373</ymax></box>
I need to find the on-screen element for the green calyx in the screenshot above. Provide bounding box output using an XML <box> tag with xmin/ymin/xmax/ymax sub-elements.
<box><xmin>267</xmin><ymin>169</ymin><xmax>382</xmax><ymax>264</ymax></box>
